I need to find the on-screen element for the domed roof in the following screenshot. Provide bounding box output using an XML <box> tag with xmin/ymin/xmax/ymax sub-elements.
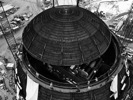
<box><xmin>22</xmin><ymin>6</ymin><xmax>112</xmax><ymax>66</ymax></box>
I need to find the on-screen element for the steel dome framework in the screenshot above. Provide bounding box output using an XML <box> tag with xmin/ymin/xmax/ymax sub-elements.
<box><xmin>22</xmin><ymin>6</ymin><xmax>111</xmax><ymax>66</ymax></box>
<box><xmin>0</xmin><ymin>0</ymin><xmax>132</xmax><ymax>100</ymax></box>
<box><xmin>19</xmin><ymin>4</ymin><xmax>127</xmax><ymax>100</ymax></box>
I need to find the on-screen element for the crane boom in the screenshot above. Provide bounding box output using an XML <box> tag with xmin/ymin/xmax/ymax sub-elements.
<box><xmin>0</xmin><ymin>1</ymin><xmax>18</xmax><ymax>61</ymax></box>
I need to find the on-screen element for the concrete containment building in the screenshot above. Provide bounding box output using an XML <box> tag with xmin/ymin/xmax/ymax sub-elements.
<box><xmin>16</xmin><ymin>4</ymin><xmax>132</xmax><ymax>100</ymax></box>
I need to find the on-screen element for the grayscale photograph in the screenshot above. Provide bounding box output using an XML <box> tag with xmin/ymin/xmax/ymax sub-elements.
<box><xmin>0</xmin><ymin>0</ymin><xmax>133</xmax><ymax>100</ymax></box>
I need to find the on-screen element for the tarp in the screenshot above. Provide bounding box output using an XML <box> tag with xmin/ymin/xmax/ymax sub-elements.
<box><xmin>26</xmin><ymin>75</ymin><xmax>39</xmax><ymax>100</ymax></box>
<box><xmin>98</xmin><ymin>0</ymin><xmax>133</xmax><ymax>20</ymax></box>
<box><xmin>110</xmin><ymin>75</ymin><xmax>118</xmax><ymax>99</ymax></box>
<box><xmin>57</xmin><ymin>0</ymin><xmax>77</xmax><ymax>5</ymax></box>
<box><xmin>0</xmin><ymin>4</ymin><xmax>14</xmax><ymax>13</ymax></box>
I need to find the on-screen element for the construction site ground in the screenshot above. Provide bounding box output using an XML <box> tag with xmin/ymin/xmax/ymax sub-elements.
<box><xmin>0</xmin><ymin>0</ymin><xmax>41</xmax><ymax>99</ymax></box>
